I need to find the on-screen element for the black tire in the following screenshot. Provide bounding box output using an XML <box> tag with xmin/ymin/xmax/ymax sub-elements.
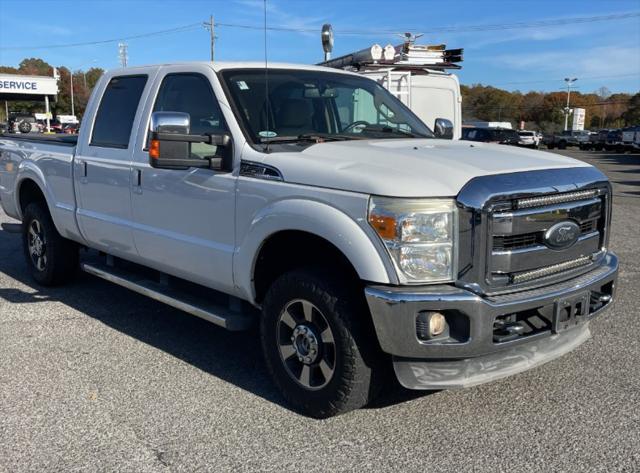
<box><xmin>22</xmin><ymin>202</ymin><xmax>78</xmax><ymax>286</ymax></box>
<box><xmin>18</xmin><ymin>121</ymin><xmax>32</xmax><ymax>133</ymax></box>
<box><xmin>260</xmin><ymin>267</ymin><xmax>386</xmax><ymax>418</ymax></box>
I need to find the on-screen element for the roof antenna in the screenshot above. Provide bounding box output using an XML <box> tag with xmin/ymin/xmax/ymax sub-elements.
<box><xmin>263</xmin><ymin>0</ymin><xmax>271</xmax><ymax>153</ymax></box>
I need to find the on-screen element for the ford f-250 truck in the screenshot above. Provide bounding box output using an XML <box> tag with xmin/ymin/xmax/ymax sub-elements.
<box><xmin>0</xmin><ymin>62</ymin><xmax>618</xmax><ymax>418</ymax></box>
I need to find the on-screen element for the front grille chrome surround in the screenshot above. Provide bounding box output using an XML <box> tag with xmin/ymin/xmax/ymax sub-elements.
<box><xmin>511</xmin><ymin>256</ymin><xmax>593</xmax><ymax>284</ymax></box>
<box><xmin>455</xmin><ymin>167</ymin><xmax>612</xmax><ymax>296</ymax></box>
<box><xmin>516</xmin><ymin>189</ymin><xmax>599</xmax><ymax>210</ymax></box>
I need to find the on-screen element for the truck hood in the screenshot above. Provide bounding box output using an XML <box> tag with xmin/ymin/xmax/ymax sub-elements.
<box><xmin>261</xmin><ymin>139</ymin><xmax>591</xmax><ymax>197</ymax></box>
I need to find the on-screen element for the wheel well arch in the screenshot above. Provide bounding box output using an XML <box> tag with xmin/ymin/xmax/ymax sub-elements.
<box><xmin>18</xmin><ymin>178</ymin><xmax>47</xmax><ymax>214</ymax></box>
<box><xmin>253</xmin><ymin>230</ymin><xmax>361</xmax><ymax>304</ymax></box>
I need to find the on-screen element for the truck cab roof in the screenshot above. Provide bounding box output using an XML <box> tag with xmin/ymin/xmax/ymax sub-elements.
<box><xmin>105</xmin><ymin>61</ymin><xmax>360</xmax><ymax>76</ymax></box>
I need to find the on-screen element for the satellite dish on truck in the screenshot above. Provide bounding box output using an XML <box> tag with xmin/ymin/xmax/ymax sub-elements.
<box><xmin>321</xmin><ymin>24</ymin><xmax>334</xmax><ymax>61</ymax></box>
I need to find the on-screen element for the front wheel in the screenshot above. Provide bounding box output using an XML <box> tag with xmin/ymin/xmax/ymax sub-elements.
<box><xmin>260</xmin><ymin>268</ymin><xmax>386</xmax><ymax>418</ymax></box>
<box><xmin>22</xmin><ymin>202</ymin><xmax>78</xmax><ymax>286</ymax></box>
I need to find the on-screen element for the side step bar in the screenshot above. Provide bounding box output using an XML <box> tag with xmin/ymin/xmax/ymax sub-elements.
<box><xmin>81</xmin><ymin>262</ymin><xmax>253</xmax><ymax>331</ymax></box>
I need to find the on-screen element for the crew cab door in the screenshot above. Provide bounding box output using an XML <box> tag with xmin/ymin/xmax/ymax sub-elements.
<box><xmin>74</xmin><ymin>73</ymin><xmax>152</xmax><ymax>258</ymax></box>
<box><xmin>130</xmin><ymin>66</ymin><xmax>236</xmax><ymax>293</ymax></box>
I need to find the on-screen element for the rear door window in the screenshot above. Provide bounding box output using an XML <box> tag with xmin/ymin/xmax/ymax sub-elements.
<box><xmin>91</xmin><ymin>75</ymin><xmax>147</xmax><ymax>149</ymax></box>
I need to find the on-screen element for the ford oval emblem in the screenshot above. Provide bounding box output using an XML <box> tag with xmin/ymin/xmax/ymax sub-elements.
<box><xmin>544</xmin><ymin>221</ymin><xmax>581</xmax><ymax>250</ymax></box>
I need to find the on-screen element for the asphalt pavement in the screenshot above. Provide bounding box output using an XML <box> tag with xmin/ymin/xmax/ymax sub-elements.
<box><xmin>1</xmin><ymin>149</ymin><xmax>639</xmax><ymax>472</ymax></box>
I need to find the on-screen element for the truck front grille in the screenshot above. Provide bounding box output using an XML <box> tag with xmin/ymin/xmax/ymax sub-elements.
<box><xmin>492</xmin><ymin>219</ymin><xmax>598</xmax><ymax>252</ymax></box>
<box><xmin>486</xmin><ymin>187</ymin><xmax>609</xmax><ymax>290</ymax></box>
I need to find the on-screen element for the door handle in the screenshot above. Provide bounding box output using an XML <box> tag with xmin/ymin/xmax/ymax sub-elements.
<box><xmin>133</xmin><ymin>168</ymin><xmax>143</xmax><ymax>194</ymax></box>
<box><xmin>79</xmin><ymin>161</ymin><xmax>88</xmax><ymax>183</ymax></box>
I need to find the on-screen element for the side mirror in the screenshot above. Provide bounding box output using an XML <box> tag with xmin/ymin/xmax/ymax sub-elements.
<box><xmin>149</xmin><ymin>111</ymin><xmax>232</xmax><ymax>171</ymax></box>
<box><xmin>434</xmin><ymin>118</ymin><xmax>454</xmax><ymax>140</ymax></box>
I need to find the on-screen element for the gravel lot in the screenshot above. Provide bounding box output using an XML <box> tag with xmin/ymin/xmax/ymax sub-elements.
<box><xmin>1</xmin><ymin>149</ymin><xmax>638</xmax><ymax>472</ymax></box>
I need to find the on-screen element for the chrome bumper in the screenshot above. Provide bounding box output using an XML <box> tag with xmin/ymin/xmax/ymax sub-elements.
<box><xmin>364</xmin><ymin>252</ymin><xmax>618</xmax><ymax>389</ymax></box>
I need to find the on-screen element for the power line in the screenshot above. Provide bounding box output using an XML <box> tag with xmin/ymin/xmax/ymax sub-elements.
<box><xmin>215</xmin><ymin>11</ymin><xmax>640</xmax><ymax>35</ymax></box>
<box><xmin>0</xmin><ymin>23</ymin><xmax>202</xmax><ymax>51</ymax></box>
<box><xmin>1</xmin><ymin>12</ymin><xmax>638</xmax><ymax>51</ymax></box>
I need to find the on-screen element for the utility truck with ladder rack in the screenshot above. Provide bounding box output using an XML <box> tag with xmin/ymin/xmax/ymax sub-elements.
<box><xmin>320</xmin><ymin>34</ymin><xmax>463</xmax><ymax>140</ymax></box>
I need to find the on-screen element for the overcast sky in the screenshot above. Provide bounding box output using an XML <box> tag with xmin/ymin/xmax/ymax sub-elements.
<box><xmin>1</xmin><ymin>0</ymin><xmax>639</xmax><ymax>94</ymax></box>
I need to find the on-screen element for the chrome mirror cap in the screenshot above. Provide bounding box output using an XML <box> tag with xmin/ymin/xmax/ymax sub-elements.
<box><xmin>150</xmin><ymin>111</ymin><xmax>190</xmax><ymax>134</ymax></box>
<box><xmin>434</xmin><ymin>118</ymin><xmax>454</xmax><ymax>140</ymax></box>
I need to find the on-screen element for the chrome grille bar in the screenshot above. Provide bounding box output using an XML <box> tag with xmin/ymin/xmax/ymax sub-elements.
<box><xmin>511</xmin><ymin>256</ymin><xmax>592</xmax><ymax>284</ymax></box>
<box><xmin>516</xmin><ymin>189</ymin><xmax>599</xmax><ymax>209</ymax></box>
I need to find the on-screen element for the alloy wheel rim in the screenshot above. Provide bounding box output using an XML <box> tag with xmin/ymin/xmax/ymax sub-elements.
<box><xmin>276</xmin><ymin>299</ymin><xmax>336</xmax><ymax>390</ymax></box>
<box><xmin>27</xmin><ymin>219</ymin><xmax>47</xmax><ymax>271</ymax></box>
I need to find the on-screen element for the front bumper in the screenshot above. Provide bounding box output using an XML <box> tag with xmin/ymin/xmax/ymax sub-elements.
<box><xmin>364</xmin><ymin>252</ymin><xmax>618</xmax><ymax>389</ymax></box>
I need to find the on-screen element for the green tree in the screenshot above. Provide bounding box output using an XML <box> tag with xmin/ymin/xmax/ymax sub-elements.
<box><xmin>622</xmin><ymin>93</ymin><xmax>640</xmax><ymax>125</ymax></box>
<box><xmin>18</xmin><ymin>58</ymin><xmax>53</xmax><ymax>76</ymax></box>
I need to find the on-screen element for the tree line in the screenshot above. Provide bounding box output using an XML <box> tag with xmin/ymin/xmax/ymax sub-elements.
<box><xmin>461</xmin><ymin>84</ymin><xmax>639</xmax><ymax>132</ymax></box>
<box><xmin>1</xmin><ymin>57</ymin><xmax>639</xmax><ymax>131</ymax></box>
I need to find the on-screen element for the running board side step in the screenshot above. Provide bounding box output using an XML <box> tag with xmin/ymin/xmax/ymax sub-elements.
<box><xmin>81</xmin><ymin>262</ymin><xmax>253</xmax><ymax>331</ymax></box>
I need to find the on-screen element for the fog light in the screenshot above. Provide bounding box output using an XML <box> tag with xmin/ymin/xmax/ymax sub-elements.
<box><xmin>429</xmin><ymin>312</ymin><xmax>446</xmax><ymax>336</ymax></box>
<box><xmin>416</xmin><ymin>311</ymin><xmax>448</xmax><ymax>340</ymax></box>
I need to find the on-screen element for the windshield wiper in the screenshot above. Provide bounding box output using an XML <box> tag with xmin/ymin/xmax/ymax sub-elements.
<box><xmin>260</xmin><ymin>133</ymin><xmax>364</xmax><ymax>144</ymax></box>
<box><xmin>358</xmin><ymin>125</ymin><xmax>430</xmax><ymax>139</ymax></box>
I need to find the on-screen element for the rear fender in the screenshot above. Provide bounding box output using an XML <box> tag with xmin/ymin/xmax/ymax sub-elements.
<box><xmin>15</xmin><ymin>162</ymin><xmax>83</xmax><ymax>243</ymax></box>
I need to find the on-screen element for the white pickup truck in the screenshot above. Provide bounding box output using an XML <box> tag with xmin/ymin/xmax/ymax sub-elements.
<box><xmin>0</xmin><ymin>62</ymin><xmax>618</xmax><ymax>418</ymax></box>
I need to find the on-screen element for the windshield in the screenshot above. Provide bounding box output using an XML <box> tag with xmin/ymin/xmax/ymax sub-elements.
<box><xmin>220</xmin><ymin>68</ymin><xmax>433</xmax><ymax>145</ymax></box>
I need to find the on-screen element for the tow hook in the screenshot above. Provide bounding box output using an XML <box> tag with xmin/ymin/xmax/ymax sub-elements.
<box><xmin>493</xmin><ymin>318</ymin><xmax>526</xmax><ymax>343</ymax></box>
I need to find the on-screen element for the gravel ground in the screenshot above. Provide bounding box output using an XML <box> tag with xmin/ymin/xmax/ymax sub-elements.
<box><xmin>0</xmin><ymin>149</ymin><xmax>638</xmax><ymax>472</ymax></box>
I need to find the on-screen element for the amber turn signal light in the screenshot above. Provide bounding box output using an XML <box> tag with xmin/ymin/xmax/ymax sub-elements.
<box><xmin>368</xmin><ymin>214</ymin><xmax>396</xmax><ymax>240</ymax></box>
<box><xmin>149</xmin><ymin>139</ymin><xmax>160</xmax><ymax>159</ymax></box>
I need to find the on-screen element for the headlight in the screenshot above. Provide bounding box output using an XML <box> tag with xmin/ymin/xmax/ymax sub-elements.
<box><xmin>368</xmin><ymin>197</ymin><xmax>458</xmax><ymax>284</ymax></box>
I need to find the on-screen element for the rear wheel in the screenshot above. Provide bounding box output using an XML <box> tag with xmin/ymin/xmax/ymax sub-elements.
<box><xmin>260</xmin><ymin>267</ymin><xmax>386</xmax><ymax>418</ymax></box>
<box><xmin>22</xmin><ymin>202</ymin><xmax>78</xmax><ymax>286</ymax></box>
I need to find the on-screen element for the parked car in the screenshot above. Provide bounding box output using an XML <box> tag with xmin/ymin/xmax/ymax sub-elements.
<box><xmin>545</xmin><ymin>130</ymin><xmax>591</xmax><ymax>150</ymax></box>
<box><xmin>588</xmin><ymin>129</ymin><xmax>610</xmax><ymax>151</ymax></box>
<box><xmin>8</xmin><ymin>114</ymin><xmax>36</xmax><ymax>134</ymax></box>
<box><xmin>516</xmin><ymin>130</ymin><xmax>541</xmax><ymax>149</ymax></box>
<box><xmin>461</xmin><ymin>127</ymin><xmax>520</xmax><ymax>145</ymax></box>
<box><xmin>0</xmin><ymin>62</ymin><xmax>618</xmax><ymax>418</ymax></box>
<box><xmin>62</xmin><ymin>123</ymin><xmax>79</xmax><ymax>134</ymax></box>
<box><xmin>633</xmin><ymin>128</ymin><xmax>640</xmax><ymax>151</ymax></box>
<box><xmin>621</xmin><ymin>126</ymin><xmax>640</xmax><ymax>151</ymax></box>
<box><xmin>605</xmin><ymin>129</ymin><xmax>623</xmax><ymax>152</ymax></box>
<box><xmin>48</xmin><ymin>119</ymin><xmax>64</xmax><ymax>133</ymax></box>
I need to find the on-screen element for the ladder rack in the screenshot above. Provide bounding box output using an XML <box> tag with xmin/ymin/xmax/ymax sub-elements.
<box><xmin>319</xmin><ymin>41</ymin><xmax>463</xmax><ymax>71</ymax></box>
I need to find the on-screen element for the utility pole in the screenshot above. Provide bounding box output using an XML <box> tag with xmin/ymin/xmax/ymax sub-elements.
<box><xmin>203</xmin><ymin>15</ymin><xmax>215</xmax><ymax>61</ymax></box>
<box><xmin>118</xmin><ymin>42</ymin><xmax>128</xmax><ymax>68</ymax></box>
<box><xmin>563</xmin><ymin>77</ymin><xmax>577</xmax><ymax>131</ymax></box>
<box><xmin>70</xmin><ymin>69</ymin><xmax>75</xmax><ymax>117</ymax></box>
